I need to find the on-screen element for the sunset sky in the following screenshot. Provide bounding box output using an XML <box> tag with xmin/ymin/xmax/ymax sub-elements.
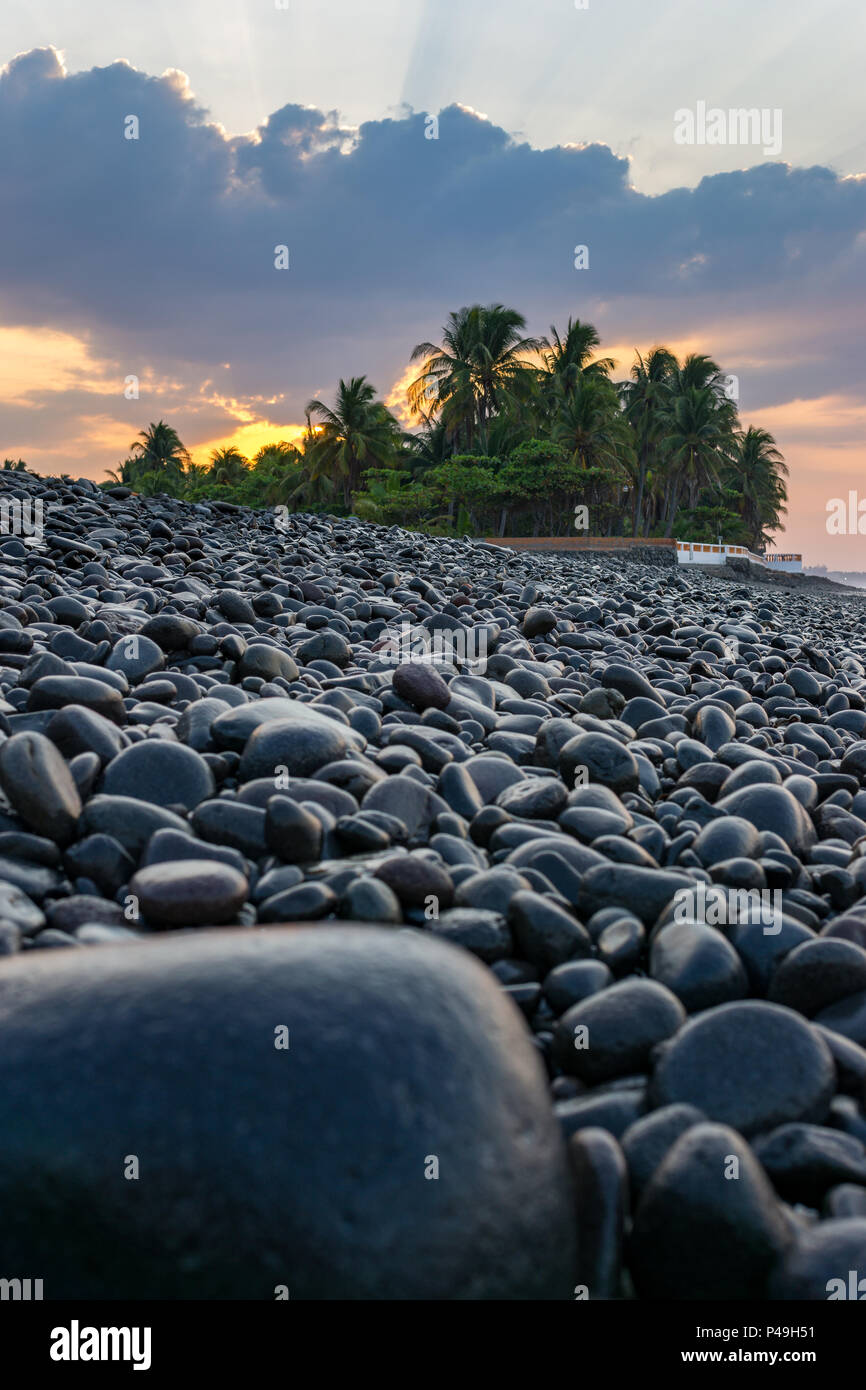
<box><xmin>0</xmin><ymin>1</ymin><xmax>864</xmax><ymax>565</ymax></box>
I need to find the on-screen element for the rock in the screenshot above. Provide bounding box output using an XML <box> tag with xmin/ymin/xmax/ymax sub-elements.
<box><xmin>0</xmin><ymin>881</ymin><xmax>45</xmax><ymax>934</ymax></box>
<box><xmin>339</xmin><ymin>877</ymin><xmax>402</xmax><ymax>924</ymax></box>
<box><xmin>45</xmin><ymin>705</ymin><xmax>126</xmax><ymax>764</ymax></box>
<box><xmin>542</xmin><ymin>959</ymin><xmax>613</xmax><ymax>1015</ymax></box>
<box><xmin>568</xmin><ymin>1128</ymin><xmax>628</xmax><ymax>1299</ymax></box>
<box><xmin>239</xmin><ymin>715</ymin><xmax>351</xmax><ymax>782</ymax></box>
<box><xmin>768</xmin><ymin>1219</ymin><xmax>866</xmax><ymax>1299</ymax></box>
<box><xmin>28</xmin><ymin>675</ymin><xmax>126</xmax><ymax>724</ymax></box>
<box><xmin>296</xmin><ymin>631</ymin><xmax>351</xmax><ymax>669</ymax></box>
<box><xmin>392</xmin><ymin>662</ymin><xmax>451</xmax><ymax>711</ymax></box>
<box><xmin>553</xmin><ymin>979</ymin><xmax>686</xmax><ymax>1084</ymax></box>
<box><xmin>211</xmin><ymin>697</ymin><xmax>364</xmax><ymax>755</ymax></box>
<box><xmin>600</xmin><ymin>663</ymin><xmax>662</xmax><ymax>705</ymax></box>
<box><xmin>106</xmin><ymin>635</ymin><xmax>165</xmax><ymax>682</ymax></box>
<box><xmin>620</xmin><ymin>1103</ymin><xmax>706</xmax><ymax>1201</ymax></box>
<box><xmin>509</xmin><ymin>891</ymin><xmax>592</xmax><ymax>970</ymax></box>
<box><xmin>651</xmin><ymin>1001</ymin><xmax>836</xmax><ymax>1135</ymax></box>
<box><xmin>191</xmin><ymin>800</ymin><xmax>268</xmax><ymax>857</ymax></box>
<box><xmin>580</xmin><ymin>864</ymin><xmax>695</xmax><ymax>927</ymax></box>
<box><xmin>362</xmin><ymin>776</ymin><xmax>449</xmax><ymax>840</ymax></box>
<box><xmin>629</xmin><ymin>1124</ymin><xmax>792</xmax><ymax>1299</ymax></box>
<box><xmin>752</xmin><ymin>1123</ymin><xmax>866</xmax><ymax>1204</ymax></box>
<box><xmin>496</xmin><ymin>777</ymin><xmax>568</xmax><ymax>820</ymax></box>
<box><xmin>692</xmin><ymin>815</ymin><xmax>762</xmax><ymax>867</ymax></box>
<box><xmin>560</xmin><ymin>732</ymin><xmax>639</xmax><ymax>794</ymax></box>
<box><xmin>768</xmin><ymin>938</ymin><xmax>866</xmax><ymax>1018</ymax></box>
<box><xmin>237</xmin><ymin>643</ymin><xmax>299</xmax><ymax>683</ymax></box>
<box><xmin>373</xmin><ymin>853</ymin><xmax>455</xmax><ymax>910</ymax></box>
<box><xmin>649</xmin><ymin>922</ymin><xmax>749</xmax><ymax>1012</ymax></box>
<box><xmin>102</xmin><ymin>740</ymin><xmax>216</xmax><ymax>811</ymax></box>
<box><xmin>0</xmin><ymin>731</ymin><xmax>82</xmax><ymax>845</ymax></box>
<box><xmin>264</xmin><ymin>797</ymin><xmax>323</xmax><ymax>862</ymax></box>
<box><xmin>0</xmin><ymin>928</ymin><xmax>575</xmax><ymax>1296</ymax></box>
<box><xmin>455</xmin><ymin>867</ymin><xmax>532</xmax><ymax>916</ymax></box>
<box><xmin>813</xmin><ymin>989</ymin><xmax>866</xmax><ymax>1048</ymax></box>
<box><xmin>129</xmin><ymin>861</ymin><xmax>248</xmax><ymax>926</ymax></box>
<box><xmin>523</xmin><ymin>606</ymin><xmax>557</xmax><ymax>638</ymax></box>
<box><xmin>257</xmin><ymin>881</ymin><xmax>338</xmax><ymax>921</ymax></box>
<box><xmin>714</xmin><ymin>785</ymin><xmax>816</xmax><ymax>856</ymax></box>
<box><xmin>139</xmin><ymin>614</ymin><xmax>201</xmax><ymax>651</ymax></box>
<box><xmin>82</xmin><ymin>795</ymin><xmax>190</xmax><ymax>855</ymax></box>
<box><xmin>428</xmin><ymin>908</ymin><xmax>512</xmax><ymax>962</ymax></box>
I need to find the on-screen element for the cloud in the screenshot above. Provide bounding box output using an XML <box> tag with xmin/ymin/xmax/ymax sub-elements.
<box><xmin>0</xmin><ymin>45</ymin><xmax>865</xmax><ymax>564</ymax></box>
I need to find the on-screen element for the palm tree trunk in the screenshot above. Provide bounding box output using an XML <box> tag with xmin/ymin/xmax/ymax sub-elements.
<box><xmin>663</xmin><ymin>475</ymin><xmax>681</xmax><ymax>536</ymax></box>
<box><xmin>633</xmin><ymin>447</ymin><xmax>648</xmax><ymax>536</ymax></box>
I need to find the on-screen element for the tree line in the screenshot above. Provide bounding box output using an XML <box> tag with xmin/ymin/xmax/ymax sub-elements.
<box><xmin>100</xmin><ymin>305</ymin><xmax>788</xmax><ymax>549</ymax></box>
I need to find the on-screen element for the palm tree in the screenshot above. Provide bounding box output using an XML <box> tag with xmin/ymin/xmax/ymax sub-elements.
<box><xmin>407</xmin><ymin>412</ymin><xmax>453</xmax><ymax>474</ymax></box>
<box><xmin>251</xmin><ymin>441</ymin><xmax>305</xmax><ymax>506</ymax></box>
<box><xmin>129</xmin><ymin>421</ymin><xmax>191</xmax><ymax>483</ymax></box>
<box><xmin>541</xmin><ymin>318</ymin><xmax>614</xmax><ymax>393</ymax></box>
<box><xmin>726</xmin><ymin>426</ymin><xmax>788</xmax><ymax>550</ymax></box>
<box><xmin>670</xmin><ymin>352</ymin><xmax>734</xmax><ymax>406</ymax></box>
<box><xmin>620</xmin><ymin>348</ymin><xmax>678</xmax><ymax>536</ymax></box>
<box><xmin>208</xmin><ymin>445</ymin><xmax>249</xmax><ymax>487</ymax></box>
<box><xmin>408</xmin><ymin>304</ymin><xmax>543</xmax><ymax>453</ymax></box>
<box><xmin>180</xmin><ymin>461</ymin><xmax>211</xmax><ymax>496</ymax></box>
<box><xmin>252</xmin><ymin>441</ymin><xmax>300</xmax><ymax>472</ymax></box>
<box><xmin>1</xmin><ymin>458</ymin><xmax>28</xmax><ymax>472</ymax></box>
<box><xmin>661</xmin><ymin>386</ymin><xmax>737</xmax><ymax>533</ymax></box>
<box><xmin>103</xmin><ymin>458</ymin><xmax>140</xmax><ymax>487</ymax></box>
<box><xmin>305</xmin><ymin>377</ymin><xmax>402</xmax><ymax>508</ymax></box>
<box><xmin>551</xmin><ymin>374</ymin><xmax>631</xmax><ymax>471</ymax></box>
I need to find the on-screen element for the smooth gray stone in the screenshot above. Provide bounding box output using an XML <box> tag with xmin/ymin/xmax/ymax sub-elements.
<box><xmin>0</xmin><ymin>928</ymin><xmax>575</xmax><ymax>1298</ymax></box>
<box><xmin>0</xmin><ymin>730</ymin><xmax>82</xmax><ymax>846</ymax></box>
<box><xmin>630</xmin><ymin>1124</ymin><xmax>792</xmax><ymax>1299</ymax></box>
<box><xmin>651</xmin><ymin>1001</ymin><xmax>836</xmax><ymax>1136</ymax></box>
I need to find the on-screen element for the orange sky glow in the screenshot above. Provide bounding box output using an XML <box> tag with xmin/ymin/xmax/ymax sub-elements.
<box><xmin>1</xmin><ymin>323</ymin><xmax>861</xmax><ymax>570</ymax></box>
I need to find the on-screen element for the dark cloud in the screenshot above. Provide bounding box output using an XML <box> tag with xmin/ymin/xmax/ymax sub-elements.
<box><xmin>1</xmin><ymin>46</ymin><xmax>864</xmax><ymax>423</ymax></box>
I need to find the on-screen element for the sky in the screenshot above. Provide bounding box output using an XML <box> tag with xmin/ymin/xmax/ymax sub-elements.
<box><xmin>0</xmin><ymin>1</ymin><xmax>864</xmax><ymax>565</ymax></box>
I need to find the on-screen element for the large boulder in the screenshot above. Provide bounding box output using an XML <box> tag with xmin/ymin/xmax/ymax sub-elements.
<box><xmin>0</xmin><ymin>927</ymin><xmax>575</xmax><ymax>1299</ymax></box>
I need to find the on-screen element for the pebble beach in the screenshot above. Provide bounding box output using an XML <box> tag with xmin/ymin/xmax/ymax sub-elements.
<box><xmin>2</xmin><ymin>468</ymin><xmax>866</xmax><ymax>1299</ymax></box>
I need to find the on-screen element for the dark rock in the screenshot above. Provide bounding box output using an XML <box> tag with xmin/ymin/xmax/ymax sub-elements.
<box><xmin>568</xmin><ymin>1128</ymin><xmax>628</xmax><ymax>1299</ymax></box>
<box><xmin>560</xmin><ymin>732</ymin><xmax>639</xmax><ymax>794</ymax></box>
<box><xmin>620</xmin><ymin>1103</ymin><xmax>706</xmax><ymax>1201</ymax></box>
<box><xmin>392</xmin><ymin>662</ymin><xmax>451</xmax><ymax>711</ymax></box>
<box><xmin>768</xmin><ymin>937</ymin><xmax>866</xmax><ymax>1018</ymax></box>
<box><xmin>510</xmin><ymin>891</ymin><xmax>592</xmax><ymax>971</ymax></box>
<box><xmin>0</xmin><ymin>731</ymin><xmax>82</xmax><ymax>845</ymax></box>
<box><xmin>264</xmin><ymin>796</ymin><xmax>323</xmax><ymax>862</ymax></box>
<box><xmin>553</xmin><ymin>979</ymin><xmax>686</xmax><ymax>1084</ymax></box>
<box><xmin>650</xmin><ymin>922</ymin><xmax>749</xmax><ymax>1012</ymax></box>
<box><xmin>651</xmin><ymin>1001</ymin><xmax>836</xmax><ymax>1135</ymax></box>
<box><xmin>102</xmin><ymin>740</ymin><xmax>216</xmax><ymax>811</ymax></box>
<box><xmin>629</xmin><ymin>1124</ymin><xmax>792</xmax><ymax>1299</ymax></box>
<box><xmin>768</xmin><ymin>1219</ymin><xmax>866</xmax><ymax>1299</ymax></box>
<box><xmin>130</xmin><ymin>861</ymin><xmax>248</xmax><ymax>926</ymax></box>
<box><xmin>753</xmin><ymin>1123</ymin><xmax>866</xmax><ymax>1204</ymax></box>
<box><xmin>0</xmin><ymin>928</ymin><xmax>576</xmax><ymax>1295</ymax></box>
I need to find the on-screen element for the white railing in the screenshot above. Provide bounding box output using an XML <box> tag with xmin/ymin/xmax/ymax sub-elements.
<box><xmin>676</xmin><ymin>542</ymin><xmax>802</xmax><ymax>572</ymax></box>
